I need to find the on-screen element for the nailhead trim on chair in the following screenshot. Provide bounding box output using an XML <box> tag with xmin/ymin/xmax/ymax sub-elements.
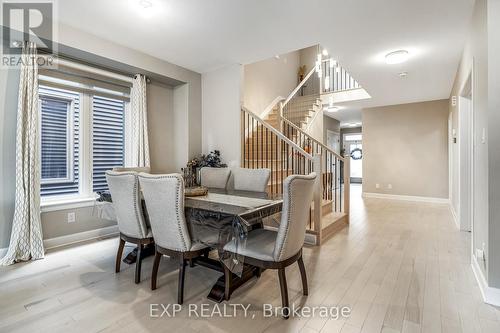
<box><xmin>138</xmin><ymin>174</ymin><xmax>189</xmax><ymax>251</ymax></box>
<box><xmin>107</xmin><ymin>171</ymin><xmax>147</xmax><ymax>239</ymax></box>
<box><xmin>276</xmin><ymin>173</ymin><xmax>316</xmax><ymax>261</ymax></box>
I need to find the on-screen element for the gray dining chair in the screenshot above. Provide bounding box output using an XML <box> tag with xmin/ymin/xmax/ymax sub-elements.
<box><xmin>230</xmin><ymin>167</ymin><xmax>271</xmax><ymax>192</ymax></box>
<box><xmin>106</xmin><ymin>171</ymin><xmax>154</xmax><ymax>284</ymax></box>
<box><xmin>223</xmin><ymin>173</ymin><xmax>317</xmax><ymax>318</ymax></box>
<box><xmin>138</xmin><ymin>173</ymin><xmax>210</xmax><ymax>305</ymax></box>
<box><xmin>199</xmin><ymin>167</ymin><xmax>231</xmax><ymax>189</ymax></box>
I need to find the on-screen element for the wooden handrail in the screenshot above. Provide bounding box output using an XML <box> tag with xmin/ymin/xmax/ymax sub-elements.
<box><xmin>280</xmin><ymin>115</ymin><xmax>344</xmax><ymax>161</ymax></box>
<box><xmin>282</xmin><ymin>66</ymin><xmax>317</xmax><ymax>107</ymax></box>
<box><xmin>242</xmin><ymin>106</ymin><xmax>313</xmax><ymax>160</ymax></box>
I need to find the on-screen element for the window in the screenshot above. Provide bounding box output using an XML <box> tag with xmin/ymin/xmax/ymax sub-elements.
<box><xmin>39</xmin><ymin>76</ymin><xmax>129</xmax><ymax>202</ymax></box>
<box><xmin>92</xmin><ymin>96</ymin><xmax>125</xmax><ymax>192</ymax></box>
<box><xmin>40</xmin><ymin>86</ymin><xmax>80</xmax><ymax>197</ymax></box>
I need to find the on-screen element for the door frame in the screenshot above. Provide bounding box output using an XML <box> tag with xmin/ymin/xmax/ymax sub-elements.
<box><xmin>343</xmin><ymin>132</ymin><xmax>362</xmax><ymax>184</ymax></box>
<box><xmin>456</xmin><ymin>67</ymin><xmax>474</xmax><ymax>235</ymax></box>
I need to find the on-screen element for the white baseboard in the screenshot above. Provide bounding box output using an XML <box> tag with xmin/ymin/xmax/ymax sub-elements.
<box><xmin>449</xmin><ymin>204</ymin><xmax>460</xmax><ymax>229</ymax></box>
<box><xmin>43</xmin><ymin>225</ymin><xmax>119</xmax><ymax>250</ymax></box>
<box><xmin>472</xmin><ymin>255</ymin><xmax>500</xmax><ymax>306</ymax></box>
<box><xmin>362</xmin><ymin>192</ymin><xmax>450</xmax><ymax>204</ymax></box>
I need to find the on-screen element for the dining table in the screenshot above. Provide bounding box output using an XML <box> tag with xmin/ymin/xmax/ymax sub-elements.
<box><xmin>97</xmin><ymin>187</ymin><xmax>283</xmax><ymax>302</ymax></box>
<box><xmin>184</xmin><ymin>188</ymin><xmax>283</xmax><ymax>301</ymax></box>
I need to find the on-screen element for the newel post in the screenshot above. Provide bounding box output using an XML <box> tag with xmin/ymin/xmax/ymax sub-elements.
<box><xmin>279</xmin><ymin>101</ymin><xmax>284</xmax><ymax>134</ymax></box>
<box><xmin>313</xmin><ymin>153</ymin><xmax>323</xmax><ymax>245</ymax></box>
<box><xmin>343</xmin><ymin>157</ymin><xmax>350</xmax><ymax>224</ymax></box>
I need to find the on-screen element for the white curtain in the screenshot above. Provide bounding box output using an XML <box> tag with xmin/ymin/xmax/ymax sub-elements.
<box><xmin>1</xmin><ymin>42</ymin><xmax>44</xmax><ymax>265</ymax></box>
<box><xmin>130</xmin><ymin>74</ymin><xmax>150</xmax><ymax>167</ymax></box>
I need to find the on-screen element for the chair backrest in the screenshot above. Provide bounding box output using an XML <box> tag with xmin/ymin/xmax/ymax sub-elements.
<box><xmin>113</xmin><ymin>166</ymin><xmax>151</xmax><ymax>173</ymax></box>
<box><xmin>230</xmin><ymin>167</ymin><xmax>270</xmax><ymax>192</ymax></box>
<box><xmin>138</xmin><ymin>173</ymin><xmax>192</xmax><ymax>252</ymax></box>
<box><xmin>105</xmin><ymin>171</ymin><xmax>149</xmax><ymax>239</ymax></box>
<box><xmin>273</xmin><ymin>173</ymin><xmax>317</xmax><ymax>261</ymax></box>
<box><xmin>200</xmin><ymin>167</ymin><xmax>231</xmax><ymax>189</ymax></box>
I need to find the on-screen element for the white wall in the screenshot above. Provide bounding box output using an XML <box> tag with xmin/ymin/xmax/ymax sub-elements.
<box><xmin>202</xmin><ymin>64</ymin><xmax>243</xmax><ymax>167</ymax></box>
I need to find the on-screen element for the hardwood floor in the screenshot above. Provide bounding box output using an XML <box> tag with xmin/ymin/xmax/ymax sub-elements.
<box><xmin>1</xmin><ymin>185</ymin><xmax>499</xmax><ymax>333</ymax></box>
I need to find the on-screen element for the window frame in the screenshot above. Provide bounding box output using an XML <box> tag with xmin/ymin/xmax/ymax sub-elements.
<box><xmin>39</xmin><ymin>79</ymin><xmax>131</xmax><ymax>211</ymax></box>
<box><xmin>39</xmin><ymin>92</ymin><xmax>77</xmax><ymax>185</ymax></box>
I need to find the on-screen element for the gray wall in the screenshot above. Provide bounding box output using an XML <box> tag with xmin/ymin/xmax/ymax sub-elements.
<box><xmin>0</xmin><ymin>68</ymin><xmax>20</xmax><ymax>248</ymax></box>
<box><xmin>0</xmin><ymin>24</ymin><xmax>202</xmax><ymax>249</ymax></box>
<box><xmin>323</xmin><ymin>116</ymin><xmax>340</xmax><ymax>144</ymax></box>
<box><xmin>487</xmin><ymin>0</ymin><xmax>500</xmax><ymax>289</ymax></box>
<box><xmin>243</xmin><ymin>51</ymin><xmax>300</xmax><ymax>116</ymax></box>
<box><xmin>449</xmin><ymin>0</ymin><xmax>490</xmax><ymax>280</ymax></box>
<box><xmin>363</xmin><ymin>100</ymin><xmax>449</xmax><ymax>199</ymax></box>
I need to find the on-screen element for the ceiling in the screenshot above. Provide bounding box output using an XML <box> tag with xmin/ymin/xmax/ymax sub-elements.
<box><xmin>58</xmin><ymin>0</ymin><xmax>474</xmax><ymax>122</ymax></box>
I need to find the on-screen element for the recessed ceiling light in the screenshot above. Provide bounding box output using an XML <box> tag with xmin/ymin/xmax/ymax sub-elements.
<box><xmin>385</xmin><ymin>50</ymin><xmax>409</xmax><ymax>64</ymax></box>
<box><xmin>138</xmin><ymin>0</ymin><xmax>153</xmax><ymax>8</ymax></box>
<box><xmin>399</xmin><ymin>71</ymin><xmax>408</xmax><ymax>78</ymax></box>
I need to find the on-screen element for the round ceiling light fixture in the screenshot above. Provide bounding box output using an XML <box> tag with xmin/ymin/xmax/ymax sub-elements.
<box><xmin>385</xmin><ymin>50</ymin><xmax>409</xmax><ymax>64</ymax></box>
<box><xmin>322</xmin><ymin>49</ymin><xmax>329</xmax><ymax>57</ymax></box>
<box><xmin>138</xmin><ymin>0</ymin><xmax>153</xmax><ymax>8</ymax></box>
<box><xmin>325</xmin><ymin>106</ymin><xmax>340</xmax><ymax>113</ymax></box>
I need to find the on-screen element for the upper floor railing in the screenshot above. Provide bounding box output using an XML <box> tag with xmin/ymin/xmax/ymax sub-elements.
<box><xmin>321</xmin><ymin>58</ymin><xmax>361</xmax><ymax>93</ymax></box>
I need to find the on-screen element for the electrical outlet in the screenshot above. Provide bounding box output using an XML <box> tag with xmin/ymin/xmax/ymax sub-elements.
<box><xmin>387</xmin><ymin>184</ymin><xmax>392</xmax><ymax>190</ymax></box>
<box><xmin>375</xmin><ymin>183</ymin><xmax>380</xmax><ymax>189</ymax></box>
<box><xmin>67</xmin><ymin>212</ymin><xmax>76</xmax><ymax>223</ymax></box>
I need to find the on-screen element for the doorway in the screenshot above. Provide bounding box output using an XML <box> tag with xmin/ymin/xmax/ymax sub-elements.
<box><xmin>343</xmin><ymin>133</ymin><xmax>362</xmax><ymax>184</ymax></box>
<box><xmin>452</xmin><ymin>71</ymin><xmax>473</xmax><ymax>233</ymax></box>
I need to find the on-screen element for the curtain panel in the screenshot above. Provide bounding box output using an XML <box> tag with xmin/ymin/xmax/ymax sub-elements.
<box><xmin>130</xmin><ymin>74</ymin><xmax>150</xmax><ymax>167</ymax></box>
<box><xmin>1</xmin><ymin>42</ymin><xmax>45</xmax><ymax>265</ymax></box>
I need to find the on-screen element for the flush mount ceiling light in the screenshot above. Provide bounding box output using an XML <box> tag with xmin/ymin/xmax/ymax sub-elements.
<box><xmin>139</xmin><ymin>0</ymin><xmax>153</xmax><ymax>8</ymax></box>
<box><xmin>322</xmin><ymin>49</ymin><xmax>329</xmax><ymax>57</ymax></box>
<box><xmin>399</xmin><ymin>71</ymin><xmax>408</xmax><ymax>78</ymax></box>
<box><xmin>385</xmin><ymin>50</ymin><xmax>409</xmax><ymax>64</ymax></box>
<box><xmin>324</xmin><ymin>106</ymin><xmax>340</xmax><ymax>113</ymax></box>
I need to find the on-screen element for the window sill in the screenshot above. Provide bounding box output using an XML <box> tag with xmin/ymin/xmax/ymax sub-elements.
<box><xmin>40</xmin><ymin>196</ymin><xmax>99</xmax><ymax>213</ymax></box>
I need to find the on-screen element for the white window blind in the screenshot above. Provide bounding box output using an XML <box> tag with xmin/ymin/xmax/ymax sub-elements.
<box><xmin>92</xmin><ymin>95</ymin><xmax>125</xmax><ymax>192</ymax></box>
<box><xmin>40</xmin><ymin>86</ymin><xmax>80</xmax><ymax>197</ymax></box>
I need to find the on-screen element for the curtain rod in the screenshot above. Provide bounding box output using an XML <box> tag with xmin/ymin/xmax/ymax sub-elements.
<box><xmin>54</xmin><ymin>58</ymin><xmax>135</xmax><ymax>84</ymax></box>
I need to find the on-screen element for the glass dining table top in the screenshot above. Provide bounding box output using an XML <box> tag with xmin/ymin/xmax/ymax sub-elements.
<box><xmin>184</xmin><ymin>188</ymin><xmax>282</xmax><ymax>225</ymax></box>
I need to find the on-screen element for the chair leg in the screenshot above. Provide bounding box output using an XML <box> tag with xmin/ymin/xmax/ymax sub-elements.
<box><xmin>178</xmin><ymin>254</ymin><xmax>186</xmax><ymax>304</ymax></box>
<box><xmin>189</xmin><ymin>259</ymin><xmax>194</xmax><ymax>267</ymax></box>
<box><xmin>297</xmin><ymin>255</ymin><xmax>308</xmax><ymax>296</ymax></box>
<box><xmin>224</xmin><ymin>264</ymin><xmax>233</xmax><ymax>301</ymax></box>
<box><xmin>151</xmin><ymin>251</ymin><xmax>162</xmax><ymax>290</ymax></box>
<box><xmin>115</xmin><ymin>238</ymin><xmax>125</xmax><ymax>273</ymax></box>
<box><xmin>278</xmin><ymin>268</ymin><xmax>290</xmax><ymax>319</ymax></box>
<box><xmin>135</xmin><ymin>244</ymin><xmax>143</xmax><ymax>284</ymax></box>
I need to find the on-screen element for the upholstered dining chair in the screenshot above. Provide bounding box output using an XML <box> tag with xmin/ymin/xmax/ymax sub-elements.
<box><xmin>113</xmin><ymin>166</ymin><xmax>151</xmax><ymax>173</ymax></box>
<box><xmin>138</xmin><ymin>173</ymin><xmax>211</xmax><ymax>305</ymax></box>
<box><xmin>223</xmin><ymin>173</ymin><xmax>317</xmax><ymax>318</ymax></box>
<box><xmin>105</xmin><ymin>171</ymin><xmax>154</xmax><ymax>284</ymax></box>
<box><xmin>199</xmin><ymin>167</ymin><xmax>231</xmax><ymax>189</ymax></box>
<box><xmin>230</xmin><ymin>167</ymin><xmax>271</xmax><ymax>192</ymax></box>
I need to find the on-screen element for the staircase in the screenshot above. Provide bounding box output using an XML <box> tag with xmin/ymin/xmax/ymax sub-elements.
<box><xmin>241</xmin><ymin>67</ymin><xmax>351</xmax><ymax>245</ymax></box>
